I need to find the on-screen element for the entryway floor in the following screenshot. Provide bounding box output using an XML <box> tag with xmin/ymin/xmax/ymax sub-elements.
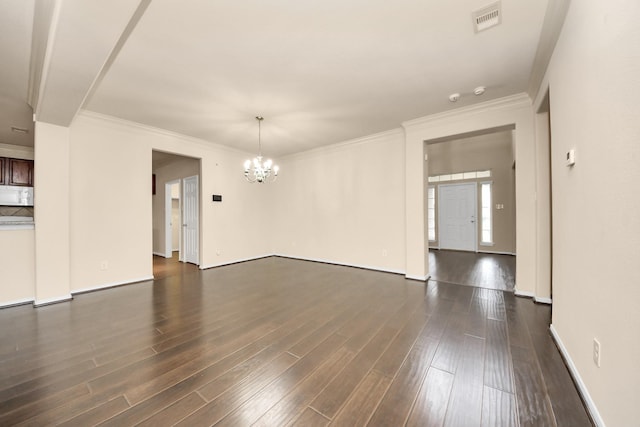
<box><xmin>429</xmin><ymin>249</ymin><xmax>516</xmax><ymax>292</ymax></box>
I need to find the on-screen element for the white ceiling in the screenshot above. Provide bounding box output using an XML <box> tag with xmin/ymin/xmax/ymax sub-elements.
<box><xmin>2</xmin><ymin>0</ymin><xmax>550</xmax><ymax>156</ymax></box>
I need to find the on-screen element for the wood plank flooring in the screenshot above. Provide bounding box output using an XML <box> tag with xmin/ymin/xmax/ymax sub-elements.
<box><xmin>429</xmin><ymin>249</ymin><xmax>516</xmax><ymax>291</ymax></box>
<box><xmin>152</xmin><ymin>252</ymin><xmax>199</xmax><ymax>280</ymax></box>
<box><xmin>0</xmin><ymin>257</ymin><xmax>591</xmax><ymax>426</ymax></box>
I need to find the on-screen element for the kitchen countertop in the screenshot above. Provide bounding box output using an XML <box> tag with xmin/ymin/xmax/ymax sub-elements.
<box><xmin>0</xmin><ymin>216</ymin><xmax>34</xmax><ymax>230</ymax></box>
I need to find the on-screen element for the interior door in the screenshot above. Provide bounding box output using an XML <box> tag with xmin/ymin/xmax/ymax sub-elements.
<box><xmin>182</xmin><ymin>175</ymin><xmax>199</xmax><ymax>265</ymax></box>
<box><xmin>438</xmin><ymin>183</ymin><xmax>477</xmax><ymax>251</ymax></box>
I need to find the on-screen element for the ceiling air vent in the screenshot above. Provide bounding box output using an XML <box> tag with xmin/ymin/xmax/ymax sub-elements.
<box><xmin>472</xmin><ymin>2</ymin><xmax>502</xmax><ymax>33</ymax></box>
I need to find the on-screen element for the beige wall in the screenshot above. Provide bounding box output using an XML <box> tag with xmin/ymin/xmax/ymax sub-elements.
<box><xmin>151</xmin><ymin>157</ymin><xmax>199</xmax><ymax>256</ymax></box>
<box><xmin>34</xmin><ymin>122</ymin><xmax>71</xmax><ymax>304</ymax></box>
<box><xmin>427</xmin><ymin>130</ymin><xmax>516</xmax><ymax>254</ymax></box>
<box><xmin>68</xmin><ymin>112</ymin><xmax>273</xmax><ymax>293</ymax></box>
<box><xmin>537</xmin><ymin>1</ymin><xmax>640</xmax><ymax>425</ymax></box>
<box><xmin>0</xmin><ymin>229</ymin><xmax>34</xmax><ymax>304</ymax></box>
<box><xmin>272</xmin><ymin>130</ymin><xmax>406</xmax><ymax>273</ymax></box>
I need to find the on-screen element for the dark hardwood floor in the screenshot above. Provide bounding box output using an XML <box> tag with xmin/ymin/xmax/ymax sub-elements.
<box><xmin>153</xmin><ymin>252</ymin><xmax>199</xmax><ymax>280</ymax></box>
<box><xmin>0</xmin><ymin>257</ymin><xmax>591</xmax><ymax>426</ymax></box>
<box><xmin>429</xmin><ymin>249</ymin><xmax>516</xmax><ymax>291</ymax></box>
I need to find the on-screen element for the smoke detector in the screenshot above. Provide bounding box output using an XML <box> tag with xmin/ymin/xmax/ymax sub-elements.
<box><xmin>449</xmin><ymin>93</ymin><xmax>460</xmax><ymax>103</ymax></box>
<box><xmin>472</xmin><ymin>2</ymin><xmax>502</xmax><ymax>33</ymax></box>
<box><xmin>473</xmin><ymin>86</ymin><xmax>486</xmax><ymax>96</ymax></box>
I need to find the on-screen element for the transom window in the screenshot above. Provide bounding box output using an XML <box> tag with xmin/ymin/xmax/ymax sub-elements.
<box><xmin>428</xmin><ymin>169</ymin><xmax>491</xmax><ymax>183</ymax></box>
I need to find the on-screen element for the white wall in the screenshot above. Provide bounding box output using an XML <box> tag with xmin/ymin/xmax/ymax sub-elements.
<box><xmin>272</xmin><ymin>130</ymin><xmax>406</xmax><ymax>274</ymax></box>
<box><xmin>537</xmin><ymin>1</ymin><xmax>640</xmax><ymax>425</ymax></box>
<box><xmin>68</xmin><ymin>112</ymin><xmax>273</xmax><ymax>293</ymax></box>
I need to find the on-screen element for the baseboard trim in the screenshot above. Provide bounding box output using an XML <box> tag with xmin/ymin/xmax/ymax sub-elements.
<box><xmin>406</xmin><ymin>274</ymin><xmax>430</xmax><ymax>282</ymax></box>
<box><xmin>478</xmin><ymin>250</ymin><xmax>516</xmax><ymax>256</ymax></box>
<box><xmin>199</xmin><ymin>255</ymin><xmax>273</xmax><ymax>270</ymax></box>
<box><xmin>0</xmin><ymin>297</ymin><xmax>35</xmax><ymax>309</ymax></box>
<box><xmin>514</xmin><ymin>289</ymin><xmax>535</xmax><ymax>298</ymax></box>
<box><xmin>72</xmin><ymin>276</ymin><xmax>154</xmax><ymax>295</ymax></box>
<box><xmin>550</xmin><ymin>325</ymin><xmax>605</xmax><ymax>427</ymax></box>
<box><xmin>273</xmin><ymin>254</ymin><xmax>406</xmax><ymax>276</ymax></box>
<box><xmin>34</xmin><ymin>295</ymin><xmax>73</xmax><ymax>307</ymax></box>
<box><xmin>534</xmin><ymin>296</ymin><xmax>552</xmax><ymax>304</ymax></box>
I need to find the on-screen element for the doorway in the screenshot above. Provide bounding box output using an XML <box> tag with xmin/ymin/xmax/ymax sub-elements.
<box><xmin>438</xmin><ymin>182</ymin><xmax>477</xmax><ymax>251</ymax></box>
<box><xmin>151</xmin><ymin>151</ymin><xmax>201</xmax><ymax>271</ymax></box>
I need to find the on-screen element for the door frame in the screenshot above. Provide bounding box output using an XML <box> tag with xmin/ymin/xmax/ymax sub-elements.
<box><xmin>437</xmin><ymin>182</ymin><xmax>478</xmax><ymax>252</ymax></box>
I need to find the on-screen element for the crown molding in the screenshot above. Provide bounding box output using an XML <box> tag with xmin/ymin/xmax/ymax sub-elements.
<box><xmin>402</xmin><ymin>93</ymin><xmax>532</xmax><ymax>130</ymax></box>
<box><xmin>0</xmin><ymin>142</ymin><xmax>34</xmax><ymax>153</ymax></box>
<box><xmin>282</xmin><ymin>127</ymin><xmax>404</xmax><ymax>161</ymax></box>
<box><xmin>76</xmin><ymin>110</ymin><xmax>251</xmax><ymax>156</ymax></box>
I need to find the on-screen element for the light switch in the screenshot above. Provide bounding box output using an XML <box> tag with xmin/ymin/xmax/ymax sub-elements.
<box><xmin>566</xmin><ymin>149</ymin><xmax>576</xmax><ymax>166</ymax></box>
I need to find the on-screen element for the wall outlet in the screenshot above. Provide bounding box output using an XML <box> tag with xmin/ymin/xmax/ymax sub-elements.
<box><xmin>100</xmin><ymin>260</ymin><xmax>108</xmax><ymax>271</ymax></box>
<box><xmin>216</xmin><ymin>250</ymin><xmax>221</xmax><ymax>256</ymax></box>
<box><xmin>593</xmin><ymin>338</ymin><xmax>601</xmax><ymax>367</ymax></box>
<box><xmin>382</xmin><ymin>249</ymin><xmax>388</xmax><ymax>257</ymax></box>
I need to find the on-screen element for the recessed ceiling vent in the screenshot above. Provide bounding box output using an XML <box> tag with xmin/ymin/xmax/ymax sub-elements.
<box><xmin>472</xmin><ymin>2</ymin><xmax>502</xmax><ymax>33</ymax></box>
<box><xmin>11</xmin><ymin>127</ymin><xmax>29</xmax><ymax>134</ymax></box>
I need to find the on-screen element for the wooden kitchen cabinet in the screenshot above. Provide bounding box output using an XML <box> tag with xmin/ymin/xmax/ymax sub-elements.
<box><xmin>0</xmin><ymin>158</ymin><xmax>5</xmax><ymax>185</ymax></box>
<box><xmin>2</xmin><ymin>158</ymin><xmax>34</xmax><ymax>187</ymax></box>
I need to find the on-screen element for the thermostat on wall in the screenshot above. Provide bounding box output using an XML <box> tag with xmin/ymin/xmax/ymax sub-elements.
<box><xmin>566</xmin><ymin>149</ymin><xmax>576</xmax><ymax>167</ymax></box>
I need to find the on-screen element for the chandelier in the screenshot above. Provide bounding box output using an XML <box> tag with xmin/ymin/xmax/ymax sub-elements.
<box><xmin>243</xmin><ymin>116</ymin><xmax>279</xmax><ymax>183</ymax></box>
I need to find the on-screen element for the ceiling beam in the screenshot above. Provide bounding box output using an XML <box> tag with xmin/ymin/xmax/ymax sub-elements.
<box><xmin>527</xmin><ymin>0</ymin><xmax>572</xmax><ymax>99</ymax></box>
<box><xmin>32</xmin><ymin>0</ymin><xmax>151</xmax><ymax>126</ymax></box>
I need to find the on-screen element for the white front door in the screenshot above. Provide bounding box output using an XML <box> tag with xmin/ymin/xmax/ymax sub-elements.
<box><xmin>438</xmin><ymin>183</ymin><xmax>477</xmax><ymax>251</ymax></box>
<box><xmin>183</xmin><ymin>175</ymin><xmax>199</xmax><ymax>265</ymax></box>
